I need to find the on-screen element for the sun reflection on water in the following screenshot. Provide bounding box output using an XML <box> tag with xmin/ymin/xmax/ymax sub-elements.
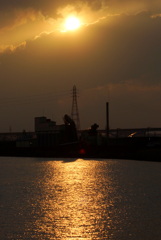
<box><xmin>35</xmin><ymin>159</ymin><xmax>115</xmax><ymax>239</ymax></box>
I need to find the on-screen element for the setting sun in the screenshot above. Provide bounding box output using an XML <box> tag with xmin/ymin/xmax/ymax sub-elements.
<box><xmin>64</xmin><ymin>16</ymin><xmax>81</xmax><ymax>31</ymax></box>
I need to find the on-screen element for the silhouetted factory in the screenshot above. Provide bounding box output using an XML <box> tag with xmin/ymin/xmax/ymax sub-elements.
<box><xmin>0</xmin><ymin>101</ymin><xmax>161</xmax><ymax>159</ymax></box>
<box><xmin>35</xmin><ymin>115</ymin><xmax>78</xmax><ymax>147</ymax></box>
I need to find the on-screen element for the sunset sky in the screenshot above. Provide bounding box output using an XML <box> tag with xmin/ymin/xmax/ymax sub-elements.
<box><xmin>0</xmin><ymin>0</ymin><xmax>161</xmax><ymax>132</ymax></box>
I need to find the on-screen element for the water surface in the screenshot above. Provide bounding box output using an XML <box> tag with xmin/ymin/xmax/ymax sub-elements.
<box><xmin>0</xmin><ymin>157</ymin><xmax>161</xmax><ymax>239</ymax></box>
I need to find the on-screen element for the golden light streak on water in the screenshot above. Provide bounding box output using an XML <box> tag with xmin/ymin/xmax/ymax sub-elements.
<box><xmin>35</xmin><ymin>159</ymin><xmax>115</xmax><ymax>239</ymax></box>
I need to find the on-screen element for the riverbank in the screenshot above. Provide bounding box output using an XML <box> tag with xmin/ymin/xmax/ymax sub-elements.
<box><xmin>0</xmin><ymin>137</ymin><xmax>161</xmax><ymax>161</ymax></box>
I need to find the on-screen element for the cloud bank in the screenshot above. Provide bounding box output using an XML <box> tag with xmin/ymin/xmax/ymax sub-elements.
<box><xmin>0</xmin><ymin>1</ymin><xmax>161</xmax><ymax>131</ymax></box>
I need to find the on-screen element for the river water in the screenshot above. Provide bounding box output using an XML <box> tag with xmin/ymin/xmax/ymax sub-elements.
<box><xmin>0</xmin><ymin>157</ymin><xmax>161</xmax><ymax>240</ymax></box>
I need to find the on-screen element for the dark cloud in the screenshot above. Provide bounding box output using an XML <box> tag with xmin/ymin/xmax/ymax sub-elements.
<box><xmin>0</xmin><ymin>11</ymin><xmax>161</xmax><ymax>130</ymax></box>
<box><xmin>0</xmin><ymin>0</ymin><xmax>104</xmax><ymax>15</ymax></box>
<box><xmin>15</xmin><ymin>0</ymin><xmax>161</xmax><ymax>13</ymax></box>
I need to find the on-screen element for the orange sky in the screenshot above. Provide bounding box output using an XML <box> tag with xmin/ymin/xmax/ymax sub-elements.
<box><xmin>0</xmin><ymin>0</ymin><xmax>161</xmax><ymax>131</ymax></box>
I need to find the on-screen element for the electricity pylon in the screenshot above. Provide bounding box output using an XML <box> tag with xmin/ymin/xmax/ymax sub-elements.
<box><xmin>71</xmin><ymin>85</ymin><xmax>80</xmax><ymax>130</ymax></box>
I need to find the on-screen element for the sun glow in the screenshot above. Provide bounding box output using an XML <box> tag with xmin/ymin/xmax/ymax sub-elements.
<box><xmin>64</xmin><ymin>16</ymin><xmax>81</xmax><ymax>31</ymax></box>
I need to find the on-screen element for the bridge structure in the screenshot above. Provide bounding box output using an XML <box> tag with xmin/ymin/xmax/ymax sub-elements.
<box><xmin>97</xmin><ymin>127</ymin><xmax>161</xmax><ymax>138</ymax></box>
<box><xmin>0</xmin><ymin>127</ymin><xmax>161</xmax><ymax>142</ymax></box>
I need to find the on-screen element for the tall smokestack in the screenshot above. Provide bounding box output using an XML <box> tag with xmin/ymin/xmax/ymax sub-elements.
<box><xmin>106</xmin><ymin>102</ymin><xmax>109</xmax><ymax>137</ymax></box>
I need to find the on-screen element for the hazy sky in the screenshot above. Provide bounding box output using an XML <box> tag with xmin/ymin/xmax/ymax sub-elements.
<box><xmin>0</xmin><ymin>0</ymin><xmax>161</xmax><ymax>132</ymax></box>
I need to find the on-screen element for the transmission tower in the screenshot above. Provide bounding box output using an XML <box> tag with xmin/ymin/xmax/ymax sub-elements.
<box><xmin>71</xmin><ymin>85</ymin><xmax>80</xmax><ymax>130</ymax></box>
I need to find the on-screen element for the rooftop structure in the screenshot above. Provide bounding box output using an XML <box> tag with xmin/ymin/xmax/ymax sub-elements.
<box><xmin>35</xmin><ymin>116</ymin><xmax>61</xmax><ymax>132</ymax></box>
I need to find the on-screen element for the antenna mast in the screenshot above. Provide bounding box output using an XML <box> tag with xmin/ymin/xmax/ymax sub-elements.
<box><xmin>71</xmin><ymin>85</ymin><xmax>80</xmax><ymax>130</ymax></box>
